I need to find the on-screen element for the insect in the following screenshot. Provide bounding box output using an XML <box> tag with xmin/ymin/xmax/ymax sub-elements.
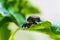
<box><xmin>27</xmin><ymin>16</ymin><xmax>41</xmax><ymax>24</ymax></box>
<box><xmin>22</xmin><ymin>16</ymin><xmax>41</xmax><ymax>28</ymax></box>
<box><xmin>22</xmin><ymin>22</ymin><xmax>32</xmax><ymax>28</ymax></box>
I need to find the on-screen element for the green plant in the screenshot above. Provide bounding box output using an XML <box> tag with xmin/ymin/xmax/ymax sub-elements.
<box><xmin>0</xmin><ymin>0</ymin><xmax>40</xmax><ymax>40</ymax></box>
<box><xmin>0</xmin><ymin>0</ymin><xmax>60</xmax><ymax>40</ymax></box>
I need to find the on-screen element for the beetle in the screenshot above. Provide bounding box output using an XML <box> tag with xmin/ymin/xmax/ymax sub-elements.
<box><xmin>22</xmin><ymin>16</ymin><xmax>41</xmax><ymax>28</ymax></box>
<box><xmin>22</xmin><ymin>22</ymin><xmax>33</xmax><ymax>28</ymax></box>
<box><xmin>27</xmin><ymin>16</ymin><xmax>41</xmax><ymax>24</ymax></box>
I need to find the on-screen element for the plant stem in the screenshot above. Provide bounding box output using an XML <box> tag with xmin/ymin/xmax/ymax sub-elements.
<box><xmin>9</xmin><ymin>28</ymin><xmax>20</xmax><ymax>40</ymax></box>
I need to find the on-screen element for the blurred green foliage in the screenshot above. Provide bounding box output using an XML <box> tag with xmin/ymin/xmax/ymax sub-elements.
<box><xmin>0</xmin><ymin>22</ymin><xmax>11</xmax><ymax>40</ymax></box>
<box><xmin>27</xmin><ymin>21</ymin><xmax>60</xmax><ymax>40</ymax></box>
<box><xmin>3</xmin><ymin>0</ymin><xmax>40</xmax><ymax>27</ymax></box>
<box><xmin>28</xmin><ymin>21</ymin><xmax>51</xmax><ymax>29</ymax></box>
<box><xmin>0</xmin><ymin>14</ymin><xmax>4</xmax><ymax>21</ymax></box>
<box><xmin>0</xmin><ymin>0</ymin><xmax>40</xmax><ymax>40</ymax></box>
<box><xmin>0</xmin><ymin>0</ymin><xmax>60</xmax><ymax>40</ymax></box>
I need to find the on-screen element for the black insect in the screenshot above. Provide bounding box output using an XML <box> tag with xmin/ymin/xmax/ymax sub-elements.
<box><xmin>27</xmin><ymin>16</ymin><xmax>41</xmax><ymax>24</ymax></box>
<box><xmin>22</xmin><ymin>16</ymin><xmax>41</xmax><ymax>28</ymax></box>
<box><xmin>22</xmin><ymin>22</ymin><xmax>32</xmax><ymax>28</ymax></box>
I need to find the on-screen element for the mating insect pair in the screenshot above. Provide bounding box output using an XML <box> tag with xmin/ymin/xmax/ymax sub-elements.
<box><xmin>22</xmin><ymin>16</ymin><xmax>41</xmax><ymax>28</ymax></box>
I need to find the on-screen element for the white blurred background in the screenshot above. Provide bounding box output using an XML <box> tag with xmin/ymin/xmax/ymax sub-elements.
<box><xmin>29</xmin><ymin>0</ymin><xmax>60</xmax><ymax>26</ymax></box>
<box><xmin>14</xmin><ymin>30</ymin><xmax>52</xmax><ymax>40</ymax></box>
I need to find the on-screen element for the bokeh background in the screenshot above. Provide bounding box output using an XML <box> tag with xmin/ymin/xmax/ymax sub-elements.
<box><xmin>0</xmin><ymin>0</ymin><xmax>60</xmax><ymax>40</ymax></box>
<box><xmin>29</xmin><ymin>0</ymin><xmax>60</xmax><ymax>26</ymax></box>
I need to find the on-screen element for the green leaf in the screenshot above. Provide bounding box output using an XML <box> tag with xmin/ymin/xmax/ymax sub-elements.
<box><xmin>0</xmin><ymin>22</ymin><xmax>11</xmax><ymax>40</ymax></box>
<box><xmin>21</xmin><ymin>2</ymin><xmax>40</xmax><ymax>15</ymax></box>
<box><xmin>21</xmin><ymin>7</ymin><xmax>40</xmax><ymax>15</ymax></box>
<box><xmin>0</xmin><ymin>14</ymin><xmax>4</xmax><ymax>21</ymax></box>
<box><xmin>28</xmin><ymin>21</ymin><xmax>51</xmax><ymax>30</ymax></box>
<box><xmin>25</xmin><ymin>21</ymin><xmax>52</xmax><ymax>36</ymax></box>
<box><xmin>51</xmin><ymin>25</ymin><xmax>60</xmax><ymax>35</ymax></box>
<box><xmin>8</xmin><ymin>8</ymin><xmax>26</xmax><ymax>27</ymax></box>
<box><xmin>26</xmin><ymin>21</ymin><xmax>60</xmax><ymax>39</ymax></box>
